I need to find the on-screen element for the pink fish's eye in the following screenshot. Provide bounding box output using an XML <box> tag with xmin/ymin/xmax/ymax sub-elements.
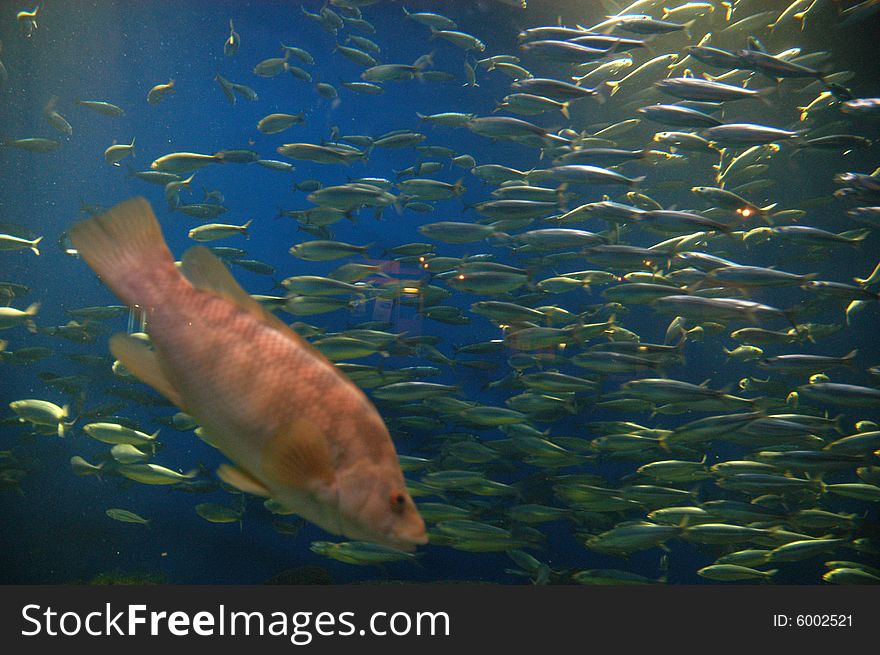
<box><xmin>390</xmin><ymin>492</ymin><xmax>406</xmax><ymax>513</ymax></box>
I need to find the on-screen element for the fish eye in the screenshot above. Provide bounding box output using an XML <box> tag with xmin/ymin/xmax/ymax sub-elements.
<box><xmin>390</xmin><ymin>492</ymin><xmax>406</xmax><ymax>513</ymax></box>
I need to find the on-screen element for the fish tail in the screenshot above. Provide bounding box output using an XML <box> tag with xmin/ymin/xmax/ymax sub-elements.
<box><xmin>487</xmin><ymin>230</ymin><xmax>512</xmax><ymax>246</ymax></box>
<box><xmin>755</xmin><ymin>85</ymin><xmax>776</xmax><ymax>107</ymax></box>
<box><xmin>657</xmin><ymin>432</ymin><xmax>671</xmax><ymax>453</ymax></box>
<box><xmin>840</xmin><ymin>227</ymin><xmax>871</xmax><ymax>242</ymax></box>
<box><xmin>69</xmin><ymin>197</ymin><xmax>181</xmax><ymax>310</ymax></box>
<box><xmin>560</xmin><ymin>101</ymin><xmax>570</xmax><ymax>119</ymax></box>
<box><xmin>414</xmin><ymin>50</ymin><xmax>434</xmax><ymax>71</ymax></box>
<box><xmin>555</xmin><ymin>183</ymin><xmax>569</xmax><ymax>211</ymax></box>
<box><xmin>60</xmin><ymin>417</ymin><xmax>76</xmax><ymax>438</ymax></box>
<box><xmin>853</xmin><ymin>260</ymin><xmax>880</xmax><ymax>287</ymax></box>
<box><xmin>30</xmin><ymin>236</ymin><xmax>42</xmax><ymax>256</ymax></box>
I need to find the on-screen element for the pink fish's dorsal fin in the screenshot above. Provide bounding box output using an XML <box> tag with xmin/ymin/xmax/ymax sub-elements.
<box><xmin>264</xmin><ymin>416</ymin><xmax>336</xmax><ymax>491</ymax></box>
<box><xmin>180</xmin><ymin>245</ymin><xmax>364</xmax><ymax>392</ymax></box>
<box><xmin>181</xmin><ymin>246</ymin><xmax>264</xmax><ymax>314</ymax></box>
<box><xmin>217</xmin><ymin>463</ymin><xmax>271</xmax><ymax>497</ymax></box>
<box><xmin>181</xmin><ymin>245</ymin><xmax>315</xmax><ymax>345</ymax></box>
<box><xmin>109</xmin><ymin>332</ymin><xmax>185</xmax><ymax>409</ymax></box>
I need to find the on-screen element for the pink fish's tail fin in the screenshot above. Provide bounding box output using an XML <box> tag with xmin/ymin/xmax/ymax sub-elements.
<box><xmin>69</xmin><ymin>197</ymin><xmax>181</xmax><ymax>310</ymax></box>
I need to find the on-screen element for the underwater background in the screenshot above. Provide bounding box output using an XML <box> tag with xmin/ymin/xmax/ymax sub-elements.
<box><xmin>1</xmin><ymin>0</ymin><xmax>879</xmax><ymax>585</ymax></box>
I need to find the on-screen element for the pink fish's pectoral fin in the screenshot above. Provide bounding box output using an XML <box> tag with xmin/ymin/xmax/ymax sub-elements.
<box><xmin>109</xmin><ymin>333</ymin><xmax>186</xmax><ymax>409</ymax></box>
<box><xmin>264</xmin><ymin>417</ymin><xmax>336</xmax><ymax>491</ymax></box>
<box><xmin>217</xmin><ymin>463</ymin><xmax>271</xmax><ymax>497</ymax></box>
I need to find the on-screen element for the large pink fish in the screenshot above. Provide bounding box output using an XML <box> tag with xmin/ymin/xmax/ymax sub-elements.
<box><xmin>70</xmin><ymin>197</ymin><xmax>426</xmax><ymax>550</ymax></box>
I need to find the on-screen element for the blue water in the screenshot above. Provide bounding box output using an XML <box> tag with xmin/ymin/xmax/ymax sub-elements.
<box><xmin>1</xmin><ymin>1</ymin><xmax>879</xmax><ymax>584</ymax></box>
